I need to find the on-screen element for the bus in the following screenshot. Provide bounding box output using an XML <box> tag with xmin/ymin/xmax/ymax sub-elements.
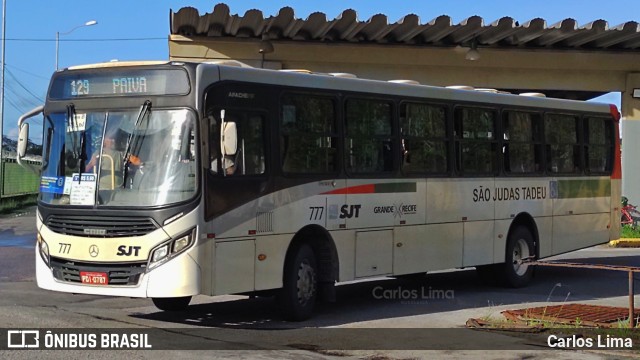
<box><xmin>17</xmin><ymin>61</ymin><xmax>621</xmax><ymax>321</ymax></box>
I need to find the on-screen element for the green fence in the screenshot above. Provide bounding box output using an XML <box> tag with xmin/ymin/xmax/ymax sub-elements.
<box><xmin>1</xmin><ymin>158</ymin><xmax>40</xmax><ymax>198</ymax></box>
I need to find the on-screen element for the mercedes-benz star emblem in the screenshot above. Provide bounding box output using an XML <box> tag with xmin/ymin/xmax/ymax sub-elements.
<box><xmin>89</xmin><ymin>245</ymin><xmax>99</xmax><ymax>258</ymax></box>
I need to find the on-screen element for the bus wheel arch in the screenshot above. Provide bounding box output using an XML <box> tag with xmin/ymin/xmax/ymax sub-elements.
<box><xmin>278</xmin><ymin>225</ymin><xmax>338</xmax><ymax>321</ymax></box>
<box><xmin>508</xmin><ymin>213</ymin><xmax>539</xmax><ymax>260</ymax></box>
<box><xmin>503</xmin><ymin>213</ymin><xmax>539</xmax><ymax>287</ymax></box>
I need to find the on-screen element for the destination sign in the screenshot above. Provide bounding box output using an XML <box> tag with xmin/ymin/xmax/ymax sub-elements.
<box><xmin>49</xmin><ymin>69</ymin><xmax>190</xmax><ymax>99</ymax></box>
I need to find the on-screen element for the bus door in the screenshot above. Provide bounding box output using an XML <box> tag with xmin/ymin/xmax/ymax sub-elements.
<box><xmin>206</xmin><ymin>108</ymin><xmax>270</xmax><ymax>295</ymax></box>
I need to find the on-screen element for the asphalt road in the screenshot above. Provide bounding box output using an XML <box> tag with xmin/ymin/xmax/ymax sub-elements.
<box><xmin>0</xmin><ymin>206</ymin><xmax>638</xmax><ymax>359</ymax></box>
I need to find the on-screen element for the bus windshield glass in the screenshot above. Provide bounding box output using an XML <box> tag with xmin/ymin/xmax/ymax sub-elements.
<box><xmin>39</xmin><ymin>108</ymin><xmax>198</xmax><ymax>207</ymax></box>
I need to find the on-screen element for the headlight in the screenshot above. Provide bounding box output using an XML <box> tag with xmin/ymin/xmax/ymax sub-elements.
<box><xmin>37</xmin><ymin>233</ymin><xmax>50</xmax><ymax>267</ymax></box>
<box><xmin>148</xmin><ymin>228</ymin><xmax>196</xmax><ymax>270</ymax></box>
<box><xmin>151</xmin><ymin>244</ymin><xmax>169</xmax><ymax>263</ymax></box>
<box><xmin>173</xmin><ymin>234</ymin><xmax>191</xmax><ymax>253</ymax></box>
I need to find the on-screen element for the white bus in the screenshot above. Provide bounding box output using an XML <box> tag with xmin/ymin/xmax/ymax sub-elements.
<box><xmin>18</xmin><ymin>61</ymin><xmax>621</xmax><ymax>320</ymax></box>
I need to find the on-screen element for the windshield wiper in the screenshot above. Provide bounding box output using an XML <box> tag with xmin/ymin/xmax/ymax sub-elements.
<box><xmin>66</xmin><ymin>103</ymin><xmax>87</xmax><ymax>183</ymax></box>
<box><xmin>78</xmin><ymin>130</ymin><xmax>87</xmax><ymax>183</ymax></box>
<box><xmin>122</xmin><ymin>100</ymin><xmax>152</xmax><ymax>188</ymax></box>
<box><xmin>66</xmin><ymin>104</ymin><xmax>77</xmax><ymax>157</ymax></box>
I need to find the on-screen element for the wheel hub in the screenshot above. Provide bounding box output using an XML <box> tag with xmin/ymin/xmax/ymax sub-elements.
<box><xmin>296</xmin><ymin>260</ymin><xmax>316</xmax><ymax>305</ymax></box>
<box><xmin>512</xmin><ymin>238</ymin><xmax>530</xmax><ymax>276</ymax></box>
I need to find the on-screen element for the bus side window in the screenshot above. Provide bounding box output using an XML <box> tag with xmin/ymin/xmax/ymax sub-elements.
<box><xmin>545</xmin><ymin>113</ymin><xmax>580</xmax><ymax>174</ymax></box>
<box><xmin>345</xmin><ymin>98</ymin><xmax>393</xmax><ymax>174</ymax></box>
<box><xmin>503</xmin><ymin>110</ymin><xmax>541</xmax><ymax>175</ymax></box>
<box><xmin>237</xmin><ymin>115</ymin><xmax>266</xmax><ymax>175</ymax></box>
<box><xmin>585</xmin><ymin>117</ymin><xmax>613</xmax><ymax>174</ymax></box>
<box><xmin>211</xmin><ymin>113</ymin><xmax>266</xmax><ymax>176</ymax></box>
<box><xmin>400</xmin><ymin>102</ymin><xmax>447</xmax><ymax>174</ymax></box>
<box><xmin>454</xmin><ymin>107</ymin><xmax>497</xmax><ymax>175</ymax></box>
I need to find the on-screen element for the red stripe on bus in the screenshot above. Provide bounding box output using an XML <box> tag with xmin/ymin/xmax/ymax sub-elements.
<box><xmin>322</xmin><ymin>184</ymin><xmax>376</xmax><ymax>195</ymax></box>
<box><xmin>610</xmin><ymin>104</ymin><xmax>622</xmax><ymax>180</ymax></box>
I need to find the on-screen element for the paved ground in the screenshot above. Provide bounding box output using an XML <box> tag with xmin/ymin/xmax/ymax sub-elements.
<box><xmin>0</xmin><ymin>206</ymin><xmax>639</xmax><ymax>359</ymax></box>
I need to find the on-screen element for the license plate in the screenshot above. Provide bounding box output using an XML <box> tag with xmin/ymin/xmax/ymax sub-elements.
<box><xmin>80</xmin><ymin>271</ymin><xmax>108</xmax><ymax>285</ymax></box>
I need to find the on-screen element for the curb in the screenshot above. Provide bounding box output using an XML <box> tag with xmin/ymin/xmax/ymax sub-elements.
<box><xmin>609</xmin><ymin>238</ymin><xmax>640</xmax><ymax>247</ymax></box>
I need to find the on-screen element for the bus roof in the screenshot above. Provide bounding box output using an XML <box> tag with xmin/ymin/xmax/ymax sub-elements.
<box><xmin>59</xmin><ymin>60</ymin><xmax>613</xmax><ymax>115</ymax></box>
<box><xmin>203</xmin><ymin>62</ymin><xmax>613</xmax><ymax>115</ymax></box>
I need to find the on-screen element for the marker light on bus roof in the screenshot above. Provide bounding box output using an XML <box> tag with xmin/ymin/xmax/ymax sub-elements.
<box><xmin>446</xmin><ymin>85</ymin><xmax>474</xmax><ymax>90</ymax></box>
<box><xmin>388</xmin><ymin>79</ymin><xmax>421</xmax><ymax>85</ymax></box>
<box><xmin>329</xmin><ymin>73</ymin><xmax>357</xmax><ymax>78</ymax></box>
<box><xmin>476</xmin><ymin>88</ymin><xmax>498</xmax><ymax>93</ymax></box>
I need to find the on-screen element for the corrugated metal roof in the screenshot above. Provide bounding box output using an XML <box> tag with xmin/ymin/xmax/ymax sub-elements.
<box><xmin>170</xmin><ymin>3</ymin><xmax>640</xmax><ymax>51</ymax></box>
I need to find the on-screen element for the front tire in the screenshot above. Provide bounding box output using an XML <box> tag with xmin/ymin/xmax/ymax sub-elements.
<box><xmin>502</xmin><ymin>226</ymin><xmax>535</xmax><ymax>288</ymax></box>
<box><xmin>152</xmin><ymin>296</ymin><xmax>191</xmax><ymax>311</ymax></box>
<box><xmin>278</xmin><ymin>243</ymin><xmax>317</xmax><ymax>321</ymax></box>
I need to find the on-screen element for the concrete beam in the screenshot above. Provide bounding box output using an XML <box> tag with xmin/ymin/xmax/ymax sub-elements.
<box><xmin>622</xmin><ymin>73</ymin><xmax>640</xmax><ymax>204</ymax></box>
<box><xmin>169</xmin><ymin>35</ymin><xmax>640</xmax><ymax>92</ymax></box>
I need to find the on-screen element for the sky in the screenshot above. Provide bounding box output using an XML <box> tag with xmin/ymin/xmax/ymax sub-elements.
<box><xmin>2</xmin><ymin>0</ymin><xmax>639</xmax><ymax>142</ymax></box>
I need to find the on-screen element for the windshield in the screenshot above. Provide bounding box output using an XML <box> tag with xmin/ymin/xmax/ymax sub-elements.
<box><xmin>39</xmin><ymin>108</ymin><xmax>198</xmax><ymax>207</ymax></box>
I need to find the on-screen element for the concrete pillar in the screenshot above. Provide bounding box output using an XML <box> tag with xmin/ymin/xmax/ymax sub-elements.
<box><xmin>622</xmin><ymin>73</ymin><xmax>640</xmax><ymax>204</ymax></box>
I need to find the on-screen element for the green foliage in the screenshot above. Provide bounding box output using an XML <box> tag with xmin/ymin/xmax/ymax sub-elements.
<box><xmin>281</xmin><ymin>95</ymin><xmax>337</xmax><ymax>173</ymax></box>
<box><xmin>621</xmin><ymin>225</ymin><xmax>640</xmax><ymax>238</ymax></box>
<box><xmin>0</xmin><ymin>194</ymin><xmax>37</xmax><ymax>214</ymax></box>
<box><xmin>1</xmin><ymin>161</ymin><xmax>40</xmax><ymax>197</ymax></box>
<box><xmin>401</xmin><ymin>103</ymin><xmax>447</xmax><ymax>173</ymax></box>
<box><xmin>455</xmin><ymin>108</ymin><xmax>496</xmax><ymax>174</ymax></box>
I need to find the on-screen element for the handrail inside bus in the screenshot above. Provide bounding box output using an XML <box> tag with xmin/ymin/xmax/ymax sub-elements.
<box><xmin>96</xmin><ymin>154</ymin><xmax>116</xmax><ymax>190</ymax></box>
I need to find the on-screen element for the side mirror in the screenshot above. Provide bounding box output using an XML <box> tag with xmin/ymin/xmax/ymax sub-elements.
<box><xmin>222</xmin><ymin>122</ymin><xmax>237</xmax><ymax>155</ymax></box>
<box><xmin>17</xmin><ymin>123</ymin><xmax>29</xmax><ymax>158</ymax></box>
<box><xmin>17</xmin><ymin>105</ymin><xmax>44</xmax><ymax>172</ymax></box>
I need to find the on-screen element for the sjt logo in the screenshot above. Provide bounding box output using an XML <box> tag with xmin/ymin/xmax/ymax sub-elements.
<box><xmin>339</xmin><ymin>204</ymin><xmax>361</xmax><ymax>219</ymax></box>
<box><xmin>117</xmin><ymin>246</ymin><xmax>141</xmax><ymax>256</ymax></box>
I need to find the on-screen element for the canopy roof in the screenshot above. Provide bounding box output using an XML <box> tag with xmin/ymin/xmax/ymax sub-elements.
<box><xmin>171</xmin><ymin>3</ymin><xmax>640</xmax><ymax>51</ymax></box>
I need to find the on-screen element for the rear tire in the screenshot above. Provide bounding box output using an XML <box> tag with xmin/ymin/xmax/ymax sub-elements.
<box><xmin>152</xmin><ymin>296</ymin><xmax>191</xmax><ymax>311</ymax></box>
<box><xmin>278</xmin><ymin>243</ymin><xmax>317</xmax><ymax>321</ymax></box>
<box><xmin>502</xmin><ymin>226</ymin><xmax>535</xmax><ymax>288</ymax></box>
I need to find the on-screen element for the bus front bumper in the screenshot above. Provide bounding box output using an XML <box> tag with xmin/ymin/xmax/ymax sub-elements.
<box><xmin>35</xmin><ymin>246</ymin><xmax>201</xmax><ymax>298</ymax></box>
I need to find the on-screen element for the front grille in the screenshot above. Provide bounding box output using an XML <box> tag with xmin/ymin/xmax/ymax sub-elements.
<box><xmin>50</xmin><ymin>257</ymin><xmax>146</xmax><ymax>286</ymax></box>
<box><xmin>46</xmin><ymin>215</ymin><xmax>158</xmax><ymax>238</ymax></box>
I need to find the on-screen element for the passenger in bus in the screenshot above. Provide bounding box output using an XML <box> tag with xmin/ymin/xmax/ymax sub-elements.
<box><xmin>211</xmin><ymin>155</ymin><xmax>236</xmax><ymax>175</ymax></box>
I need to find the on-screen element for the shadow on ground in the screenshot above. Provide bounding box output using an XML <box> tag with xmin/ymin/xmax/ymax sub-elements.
<box><xmin>133</xmin><ymin>254</ymin><xmax>640</xmax><ymax>329</ymax></box>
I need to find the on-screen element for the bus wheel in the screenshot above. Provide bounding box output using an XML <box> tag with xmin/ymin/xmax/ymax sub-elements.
<box><xmin>152</xmin><ymin>296</ymin><xmax>191</xmax><ymax>311</ymax></box>
<box><xmin>503</xmin><ymin>226</ymin><xmax>535</xmax><ymax>288</ymax></box>
<box><xmin>278</xmin><ymin>243</ymin><xmax>317</xmax><ymax>321</ymax></box>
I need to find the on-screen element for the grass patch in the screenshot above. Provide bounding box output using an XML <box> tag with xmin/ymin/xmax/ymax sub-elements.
<box><xmin>0</xmin><ymin>194</ymin><xmax>37</xmax><ymax>215</ymax></box>
<box><xmin>621</xmin><ymin>225</ymin><xmax>640</xmax><ymax>238</ymax></box>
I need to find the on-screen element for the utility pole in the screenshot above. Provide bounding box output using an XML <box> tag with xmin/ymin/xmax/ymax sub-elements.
<box><xmin>0</xmin><ymin>0</ymin><xmax>6</xmax><ymax>196</ymax></box>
